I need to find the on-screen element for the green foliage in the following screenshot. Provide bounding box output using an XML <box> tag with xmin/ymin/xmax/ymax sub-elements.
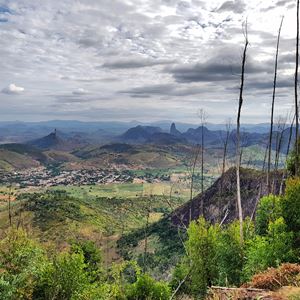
<box><xmin>118</xmin><ymin>217</ymin><xmax>185</xmax><ymax>276</ymax></box>
<box><xmin>282</xmin><ymin>178</ymin><xmax>300</xmax><ymax>236</ymax></box>
<box><xmin>256</xmin><ymin>195</ymin><xmax>282</xmax><ymax>235</ymax></box>
<box><xmin>215</xmin><ymin>221</ymin><xmax>244</xmax><ymax>286</ymax></box>
<box><xmin>125</xmin><ymin>274</ymin><xmax>171</xmax><ymax>300</ymax></box>
<box><xmin>185</xmin><ymin>217</ymin><xmax>219</xmax><ymax>298</ymax></box>
<box><xmin>243</xmin><ymin>217</ymin><xmax>295</xmax><ymax>281</ymax></box>
<box><xmin>34</xmin><ymin>251</ymin><xmax>90</xmax><ymax>300</ymax></box>
<box><xmin>23</xmin><ymin>190</ymin><xmax>84</xmax><ymax>230</ymax></box>
<box><xmin>287</xmin><ymin>140</ymin><xmax>300</xmax><ymax>176</ymax></box>
<box><xmin>170</xmin><ymin>260</ymin><xmax>190</xmax><ymax>294</ymax></box>
<box><xmin>71</xmin><ymin>240</ymin><xmax>103</xmax><ymax>282</ymax></box>
<box><xmin>0</xmin><ymin>228</ymin><xmax>47</xmax><ymax>300</ymax></box>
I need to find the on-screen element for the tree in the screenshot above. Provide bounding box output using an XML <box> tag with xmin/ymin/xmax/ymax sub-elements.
<box><xmin>236</xmin><ymin>22</ymin><xmax>249</xmax><ymax>244</ymax></box>
<box><xmin>198</xmin><ymin>109</ymin><xmax>207</xmax><ymax>200</ymax></box>
<box><xmin>281</xmin><ymin>177</ymin><xmax>300</xmax><ymax>235</ymax></box>
<box><xmin>0</xmin><ymin>229</ymin><xmax>47</xmax><ymax>300</ymax></box>
<box><xmin>185</xmin><ymin>218</ymin><xmax>219</xmax><ymax>298</ymax></box>
<box><xmin>255</xmin><ymin>195</ymin><xmax>282</xmax><ymax>236</ymax></box>
<box><xmin>125</xmin><ymin>274</ymin><xmax>171</xmax><ymax>300</ymax></box>
<box><xmin>34</xmin><ymin>251</ymin><xmax>89</xmax><ymax>300</ymax></box>
<box><xmin>295</xmin><ymin>0</ymin><xmax>300</xmax><ymax>175</ymax></box>
<box><xmin>243</xmin><ymin>217</ymin><xmax>294</xmax><ymax>280</ymax></box>
<box><xmin>215</xmin><ymin>221</ymin><xmax>244</xmax><ymax>286</ymax></box>
<box><xmin>267</xmin><ymin>17</ymin><xmax>284</xmax><ymax>192</ymax></box>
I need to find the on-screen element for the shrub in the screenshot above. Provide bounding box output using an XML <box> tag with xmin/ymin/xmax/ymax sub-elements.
<box><xmin>185</xmin><ymin>218</ymin><xmax>219</xmax><ymax>297</ymax></box>
<box><xmin>125</xmin><ymin>274</ymin><xmax>171</xmax><ymax>300</ymax></box>
<box><xmin>256</xmin><ymin>195</ymin><xmax>282</xmax><ymax>236</ymax></box>
<box><xmin>281</xmin><ymin>178</ymin><xmax>300</xmax><ymax>237</ymax></box>
<box><xmin>0</xmin><ymin>228</ymin><xmax>47</xmax><ymax>300</ymax></box>
<box><xmin>34</xmin><ymin>251</ymin><xmax>90</xmax><ymax>300</ymax></box>
<box><xmin>243</xmin><ymin>218</ymin><xmax>295</xmax><ymax>281</ymax></box>
<box><xmin>216</xmin><ymin>221</ymin><xmax>244</xmax><ymax>286</ymax></box>
<box><xmin>71</xmin><ymin>240</ymin><xmax>103</xmax><ymax>282</ymax></box>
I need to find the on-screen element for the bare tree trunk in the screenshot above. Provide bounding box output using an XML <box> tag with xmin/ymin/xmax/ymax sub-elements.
<box><xmin>279</xmin><ymin>114</ymin><xmax>295</xmax><ymax>194</ymax></box>
<box><xmin>287</xmin><ymin>114</ymin><xmax>296</xmax><ymax>158</ymax></box>
<box><xmin>189</xmin><ymin>145</ymin><xmax>201</xmax><ymax>221</ymax></box>
<box><xmin>8</xmin><ymin>186</ymin><xmax>12</xmax><ymax>227</ymax></box>
<box><xmin>189</xmin><ymin>146</ymin><xmax>201</xmax><ymax>201</ymax></box>
<box><xmin>248</xmin><ymin>142</ymin><xmax>269</xmax><ymax>230</ymax></box>
<box><xmin>272</xmin><ymin>116</ymin><xmax>287</xmax><ymax>193</ymax></box>
<box><xmin>267</xmin><ymin>17</ymin><xmax>284</xmax><ymax>192</ymax></box>
<box><xmin>198</xmin><ymin>109</ymin><xmax>207</xmax><ymax>215</ymax></box>
<box><xmin>221</xmin><ymin>120</ymin><xmax>231</xmax><ymax>180</ymax></box>
<box><xmin>236</xmin><ymin>23</ymin><xmax>249</xmax><ymax>245</ymax></box>
<box><xmin>295</xmin><ymin>0</ymin><xmax>299</xmax><ymax>175</ymax></box>
<box><xmin>143</xmin><ymin>205</ymin><xmax>150</xmax><ymax>274</ymax></box>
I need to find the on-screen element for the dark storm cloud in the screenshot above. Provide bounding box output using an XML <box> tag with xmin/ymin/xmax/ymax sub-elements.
<box><xmin>120</xmin><ymin>82</ymin><xmax>225</xmax><ymax>98</ymax></box>
<box><xmin>167</xmin><ymin>57</ymin><xmax>272</xmax><ymax>83</ymax></box>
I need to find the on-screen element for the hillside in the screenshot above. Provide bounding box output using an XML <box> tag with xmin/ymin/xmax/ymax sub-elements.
<box><xmin>0</xmin><ymin>183</ymin><xmax>189</xmax><ymax>266</ymax></box>
<box><xmin>171</xmin><ymin>167</ymin><xmax>282</xmax><ymax>226</ymax></box>
<box><xmin>27</xmin><ymin>130</ymin><xmax>87</xmax><ymax>151</ymax></box>
<box><xmin>118</xmin><ymin>168</ymin><xmax>284</xmax><ymax>277</ymax></box>
<box><xmin>71</xmin><ymin>143</ymin><xmax>191</xmax><ymax>169</ymax></box>
<box><xmin>0</xmin><ymin>143</ymin><xmax>48</xmax><ymax>171</ymax></box>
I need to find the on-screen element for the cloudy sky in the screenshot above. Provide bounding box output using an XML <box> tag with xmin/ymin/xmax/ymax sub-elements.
<box><xmin>0</xmin><ymin>0</ymin><xmax>298</xmax><ymax>123</ymax></box>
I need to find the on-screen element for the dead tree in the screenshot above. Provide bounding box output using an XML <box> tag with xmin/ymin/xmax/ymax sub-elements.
<box><xmin>198</xmin><ymin>108</ymin><xmax>207</xmax><ymax>215</ymax></box>
<box><xmin>221</xmin><ymin>119</ymin><xmax>231</xmax><ymax>179</ymax></box>
<box><xmin>143</xmin><ymin>201</ymin><xmax>151</xmax><ymax>274</ymax></box>
<box><xmin>8</xmin><ymin>185</ymin><xmax>12</xmax><ymax>227</ymax></box>
<box><xmin>274</xmin><ymin>116</ymin><xmax>287</xmax><ymax>172</ymax></box>
<box><xmin>188</xmin><ymin>145</ymin><xmax>201</xmax><ymax>202</ymax></box>
<box><xmin>287</xmin><ymin>114</ymin><xmax>296</xmax><ymax>158</ymax></box>
<box><xmin>236</xmin><ymin>22</ymin><xmax>249</xmax><ymax>244</ymax></box>
<box><xmin>267</xmin><ymin>17</ymin><xmax>284</xmax><ymax>192</ymax></box>
<box><xmin>295</xmin><ymin>0</ymin><xmax>300</xmax><ymax>175</ymax></box>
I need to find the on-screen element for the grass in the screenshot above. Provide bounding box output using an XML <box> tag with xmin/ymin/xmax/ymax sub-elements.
<box><xmin>46</xmin><ymin>182</ymin><xmax>190</xmax><ymax>199</ymax></box>
<box><xmin>0</xmin><ymin>182</ymin><xmax>189</xmax><ymax>267</ymax></box>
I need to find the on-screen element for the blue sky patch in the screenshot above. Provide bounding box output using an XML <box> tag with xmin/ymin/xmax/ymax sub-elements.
<box><xmin>0</xmin><ymin>6</ymin><xmax>11</xmax><ymax>14</ymax></box>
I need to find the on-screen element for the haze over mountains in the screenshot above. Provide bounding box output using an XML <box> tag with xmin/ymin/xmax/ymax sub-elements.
<box><xmin>0</xmin><ymin>120</ymin><xmax>272</xmax><ymax>145</ymax></box>
<box><xmin>0</xmin><ymin>119</ymin><xmax>293</xmax><ymax>173</ymax></box>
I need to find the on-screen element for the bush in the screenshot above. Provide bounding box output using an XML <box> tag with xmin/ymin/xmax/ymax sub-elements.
<box><xmin>71</xmin><ymin>240</ymin><xmax>103</xmax><ymax>282</ymax></box>
<box><xmin>216</xmin><ymin>221</ymin><xmax>244</xmax><ymax>286</ymax></box>
<box><xmin>282</xmin><ymin>178</ymin><xmax>300</xmax><ymax>237</ymax></box>
<box><xmin>34</xmin><ymin>251</ymin><xmax>90</xmax><ymax>300</ymax></box>
<box><xmin>0</xmin><ymin>228</ymin><xmax>47</xmax><ymax>300</ymax></box>
<box><xmin>125</xmin><ymin>274</ymin><xmax>171</xmax><ymax>300</ymax></box>
<box><xmin>255</xmin><ymin>195</ymin><xmax>282</xmax><ymax>236</ymax></box>
<box><xmin>243</xmin><ymin>217</ymin><xmax>295</xmax><ymax>281</ymax></box>
<box><xmin>185</xmin><ymin>218</ymin><xmax>219</xmax><ymax>297</ymax></box>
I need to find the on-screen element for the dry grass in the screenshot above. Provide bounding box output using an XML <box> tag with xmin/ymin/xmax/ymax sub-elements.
<box><xmin>247</xmin><ymin>264</ymin><xmax>300</xmax><ymax>291</ymax></box>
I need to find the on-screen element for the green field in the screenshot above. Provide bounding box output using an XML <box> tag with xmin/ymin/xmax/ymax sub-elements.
<box><xmin>49</xmin><ymin>182</ymin><xmax>189</xmax><ymax>199</ymax></box>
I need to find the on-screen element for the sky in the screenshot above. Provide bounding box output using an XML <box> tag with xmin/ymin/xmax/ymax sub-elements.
<box><xmin>0</xmin><ymin>0</ymin><xmax>298</xmax><ymax>124</ymax></box>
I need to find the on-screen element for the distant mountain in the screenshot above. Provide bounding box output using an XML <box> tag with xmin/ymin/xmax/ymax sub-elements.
<box><xmin>27</xmin><ymin>130</ymin><xmax>86</xmax><ymax>151</ymax></box>
<box><xmin>147</xmin><ymin>132</ymin><xmax>187</xmax><ymax>145</ymax></box>
<box><xmin>170</xmin><ymin>123</ymin><xmax>181</xmax><ymax>137</ymax></box>
<box><xmin>182</xmin><ymin>126</ymin><xmax>225</xmax><ymax>146</ymax></box>
<box><xmin>120</xmin><ymin>126</ymin><xmax>162</xmax><ymax>143</ymax></box>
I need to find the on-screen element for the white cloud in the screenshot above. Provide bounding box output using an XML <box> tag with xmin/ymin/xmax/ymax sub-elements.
<box><xmin>72</xmin><ymin>88</ymin><xmax>88</xmax><ymax>95</ymax></box>
<box><xmin>2</xmin><ymin>83</ymin><xmax>25</xmax><ymax>94</ymax></box>
<box><xmin>0</xmin><ymin>1</ymin><xmax>296</xmax><ymax>122</ymax></box>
